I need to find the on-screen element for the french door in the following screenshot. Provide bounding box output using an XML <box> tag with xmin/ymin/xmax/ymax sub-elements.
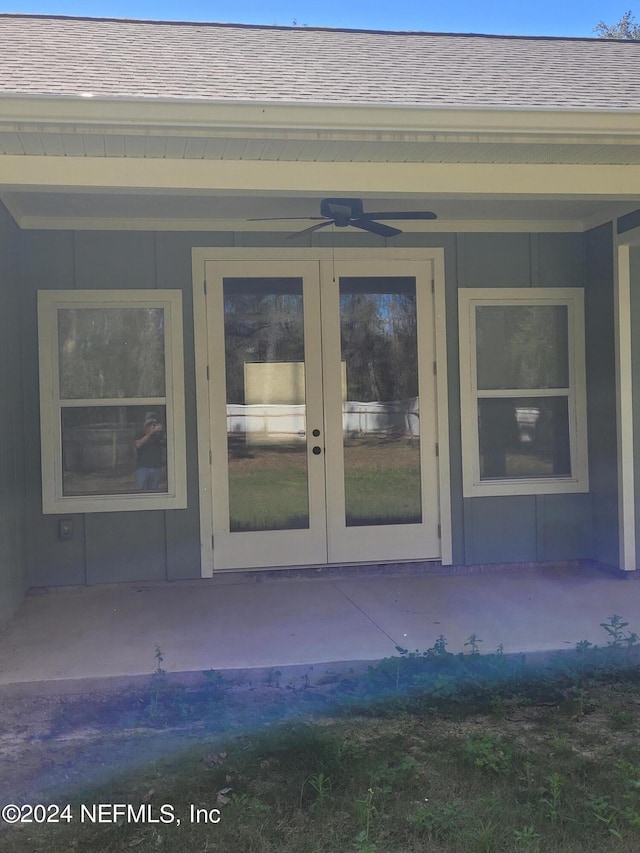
<box><xmin>205</xmin><ymin>257</ymin><xmax>440</xmax><ymax>569</ymax></box>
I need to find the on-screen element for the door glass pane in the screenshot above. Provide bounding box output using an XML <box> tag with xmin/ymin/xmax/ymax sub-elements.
<box><xmin>476</xmin><ymin>305</ymin><xmax>569</xmax><ymax>390</ymax></box>
<box><xmin>478</xmin><ymin>396</ymin><xmax>571</xmax><ymax>479</ymax></box>
<box><xmin>58</xmin><ymin>308</ymin><xmax>166</xmax><ymax>399</ymax></box>
<box><xmin>223</xmin><ymin>278</ymin><xmax>309</xmax><ymax>532</ymax></box>
<box><xmin>339</xmin><ymin>277</ymin><xmax>422</xmax><ymax>526</ymax></box>
<box><xmin>61</xmin><ymin>405</ymin><xmax>168</xmax><ymax>496</ymax></box>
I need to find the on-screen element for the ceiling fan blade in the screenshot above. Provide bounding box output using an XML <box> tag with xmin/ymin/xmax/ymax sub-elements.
<box><xmin>350</xmin><ymin>218</ymin><xmax>402</xmax><ymax>238</ymax></box>
<box><xmin>362</xmin><ymin>211</ymin><xmax>438</xmax><ymax>221</ymax></box>
<box><xmin>286</xmin><ymin>221</ymin><xmax>333</xmax><ymax>239</ymax></box>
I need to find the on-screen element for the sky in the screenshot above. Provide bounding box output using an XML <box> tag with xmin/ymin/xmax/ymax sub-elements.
<box><xmin>0</xmin><ymin>0</ymin><xmax>635</xmax><ymax>39</ymax></box>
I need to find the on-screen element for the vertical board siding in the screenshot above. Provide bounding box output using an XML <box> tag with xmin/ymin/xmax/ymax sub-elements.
<box><xmin>457</xmin><ymin>233</ymin><xmax>532</xmax><ymax>289</ymax></box>
<box><xmin>458</xmin><ymin>232</ymin><xmax>592</xmax><ymax>566</ymax></box>
<box><xmin>535</xmin><ymin>233</ymin><xmax>586</xmax><ymax>288</ymax></box>
<box><xmin>16</xmin><ymin>227</ymin><xmax>601</xmax><ymax>589</ymax></box>
<box><xmin>20</xmin><ymin>229</ymin><xmax>235</xmax><ymax>588</ymax></box>
<box><xmin>20</xmin><ymin>231</ymin><xmax>87</xmax><ymax>587</ymax></box>
<box><xmin>586</xmin><ymin>224</ymin><xmax>619</xmax><ymax>568</ymax></box>
<box><xmin>157</xmin><ymin>232</ymin><xmax>234</xmax><ymax>579</ymax></box>
<box><xmin>20</xmin><ymin>230</ymin><xmax>193</xmax><ymax>587</ymax></box>
<box><xmin>85</xmin><ymin>512</ymin><xmax>167</xmax><ymax>584</ymax></box>
<box><xmin>465</xmin><ymin>496</ymin><xmax>537</xmax><ymax>564</ymax></box>
<box><xmin>0</xmin><ymin>202</ymin><xmax>27</xmax><ymax>625</ymax></box>
<box><xmin>74</xmin><ymin>231</ymin><xmax>157</xmax><ymax>291</ymax></box>
<box><xmin>536</xmin><ymin>494</ymin><xmax>593</xmax><ymax>561</ymax></box>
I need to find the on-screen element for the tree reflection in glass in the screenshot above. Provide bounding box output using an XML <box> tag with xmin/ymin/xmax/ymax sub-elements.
<box><xmin>476</xmin><ymin>305</ymin><xmax>569</xmax><ymax>391</ymax></box>
<box><xmin>57</xmin><ymin>308</ymin><xmax>169</xmax><ymax>496</ymax></box>
<box><xmin>339</xmin><ymin>277</ymin><xmax>422</xmax><ymax>526</ymax></box>
<box><xmin>475</xmin><ymin>305</ymin><xmax>572</xmax><ymax>480</ymax></box>
<box><xmin>58</xmin><ymin>308</ymin><xmax>166</xmax><ymax>399</ymax></box>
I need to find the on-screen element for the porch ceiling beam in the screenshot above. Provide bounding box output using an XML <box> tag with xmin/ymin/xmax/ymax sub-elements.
<box><xmin>3</xmin><ymin>156</ymin><xmax>640</xmax><ymax>198</ymax></box>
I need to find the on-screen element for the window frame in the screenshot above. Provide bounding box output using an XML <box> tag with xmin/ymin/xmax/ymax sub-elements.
<box><xmin>38</xmin><ymin>289</ymin><xmax>187</xmax><ymax>513</ymax></box>
<box><xmin>458</xmin><ymin>287</ymin><xmax>589</xmax><ymax>497</ymax></box>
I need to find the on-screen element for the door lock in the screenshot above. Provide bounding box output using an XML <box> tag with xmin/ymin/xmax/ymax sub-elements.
<box><xmin>312</xmin><ymin>446</ymin><xmax>322</xmax><ymax>455</ymax></box>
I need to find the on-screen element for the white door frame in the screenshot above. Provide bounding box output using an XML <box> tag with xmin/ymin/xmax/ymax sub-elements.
<box><xmin>204</xmin><ymin>258</ymin><xmax>329</xmax><ymax>569</ymax></box>
<box><xmin>192</xmin><ymin>246</ymin><xmax>452</xmax><ymax>576</ymax></box>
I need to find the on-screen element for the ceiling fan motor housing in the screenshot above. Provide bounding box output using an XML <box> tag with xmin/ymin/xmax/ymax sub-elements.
<box><xmin>321</xmin><ymin>198</ymin><xmax>364</xmax><ymax>225</ymax></box>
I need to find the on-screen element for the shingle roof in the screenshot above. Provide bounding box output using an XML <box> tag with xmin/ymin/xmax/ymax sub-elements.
<box><xmin>1</xmin><ymin>14</ymin><xmax>640</xmax><ymax>110</ymax></box>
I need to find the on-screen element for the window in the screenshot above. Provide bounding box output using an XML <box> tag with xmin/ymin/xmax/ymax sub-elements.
<box><xmin>38</xmin><ymin>290</ymin><xmax>186</xmax><ymax>513</ymax></box>
<box><xmin>458</xmin><ymin>288</ymin><xmax>588</xmax><ymax>497</ymax></box>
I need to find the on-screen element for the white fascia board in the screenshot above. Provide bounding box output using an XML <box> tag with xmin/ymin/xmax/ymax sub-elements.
<box><xmin>4</xmin><ymin>156</ymin><xmax>640</xmax><ymax>197</ymax></box>
<box><xmin>2</xmin><ymin>96</ymin><xmax>640</xmax><ymax>142</ymax></box>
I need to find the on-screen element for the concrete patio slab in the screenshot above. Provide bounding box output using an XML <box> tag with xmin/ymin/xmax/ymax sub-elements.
<box><xmin>0</xmin><ymin>562</ymin><xmax>637</xmax><ymax>691</ymax></box>
<box><xmin>334</xmin><ymin>563</ymin><xmax>637</xmax><ymax>655</ymax></box>
<box><xmin>0</xmin><ymin>577</ymin><xmax>398</xmax><ymax>685</ymax></box>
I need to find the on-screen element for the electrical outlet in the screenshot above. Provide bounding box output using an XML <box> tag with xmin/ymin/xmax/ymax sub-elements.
<box><xmin>59</xmin><ymin>519</ymin><xmax>73</xmax><ymax>540</ymax></box>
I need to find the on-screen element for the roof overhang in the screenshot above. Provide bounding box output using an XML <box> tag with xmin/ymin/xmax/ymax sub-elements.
<box><xmin>2</xmin><ymin>96</ymin><xmax>640</xmax><ymax>232</ymax></box>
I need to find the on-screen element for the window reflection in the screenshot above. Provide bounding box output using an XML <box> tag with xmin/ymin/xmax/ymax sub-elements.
<box><xmin>58</xmin><ymin>308</ymin><xmax>166</xmax><ymax>399</ymax></box>
<box><xmin>476</xmin><ymin>305</ymin><xmax>569</xmax><ymax>390</ymax></box>
<box><xmin>339</xmin><ymin>277</ymin><xmax>422</xmax><ymax>526</ymax></box>
<box><xmin>478</xmin><ymin>397</ymin><xmax>571</xmax><ymax>479</ymax></box>
<box><xmin>223</xmin><ymin>278</ymin><xmax>310</xmax><ymax>532</ymax></box>
<box><xmin>62</xmin><ymin>406</ymin><xmax>168</xmax><ymax>496</ymax></box>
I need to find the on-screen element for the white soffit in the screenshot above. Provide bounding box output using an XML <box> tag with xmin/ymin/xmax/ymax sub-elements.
<box><xmin>2</xmin><ymin>110</ymin><xmax>640</xmax><ymax>232</ymax></box>
<box><xmin>3</xmin><ymin>132</ymin><xmax>640</xmax><ymax>166</ymax></box>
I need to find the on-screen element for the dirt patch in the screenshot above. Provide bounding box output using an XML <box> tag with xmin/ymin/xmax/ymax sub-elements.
<box><xmin>0</xmin><ymin>681</ymin><xmax>330</xmax><ymax>806</ymax></box>
<box><xmin>3</xmin><ymin>670</ymin><xmax>640</xmax><ymax>814</ymax></box>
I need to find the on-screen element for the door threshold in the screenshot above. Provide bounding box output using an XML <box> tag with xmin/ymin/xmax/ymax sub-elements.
<box><xmin>207</xmin><ymin>559</ymin><xmax>588</xmax><ymax>585</ymax></box>
<box><xmin>208</xmin><ymin>560</ymin><xmax>444</xmax><ymax>584</ymax></box>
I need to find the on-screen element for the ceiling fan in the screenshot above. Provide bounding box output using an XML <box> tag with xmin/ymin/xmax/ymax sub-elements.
<box><xmin>250</xmin><ymin>198</ymin><xmax>437</xmax><ymax>238</ymax></box>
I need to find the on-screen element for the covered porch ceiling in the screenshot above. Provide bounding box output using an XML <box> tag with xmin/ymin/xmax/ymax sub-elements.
<box><xmin>1</xmin><ymin>102</ymin><xmax>640</xmax><ymax>233</ymax></box>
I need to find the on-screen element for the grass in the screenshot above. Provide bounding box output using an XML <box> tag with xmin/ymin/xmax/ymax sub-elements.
<box><xmin>4</xmin><ymin>684</ymin><xmax>640</xmax><ymax>852</ymax></box>
<box><xmin>229</xmin><ymin>467</ymin><xmax>310</xmax><ymax>531</ymax></box>
<box><xmin>4</xmin><ymin>620</ymin><xmax>640</xmax><ymax>852</ymax></box>
<box><xmin>228</xmin><ymin>438</ymin><xmax>422</xmax><ymax>530</ymax></box>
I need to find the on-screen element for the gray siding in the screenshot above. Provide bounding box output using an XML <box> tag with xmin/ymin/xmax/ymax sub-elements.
<box><xmin>0</xmin><ymin>202</ymin><xmax>27</xmax><ymax>625</ymax></box>
<box><xmin>586</xmin><ymin>224</ymin><xmax>619</xmax><ymax>568</ymax></box>
<box><xmin>18</xmin><ymin>230</ymin><xmax>233</xmax><ymax>587</ymax></box>
<box><xmin>458</xmin><ymin>232</ymin><xmax>592</xmax><ymax>565</ymax></box>
<box><xmin>15</xmin><ymin>226</ymin><xmax>606</xmax><ymax>587</ymax></box>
